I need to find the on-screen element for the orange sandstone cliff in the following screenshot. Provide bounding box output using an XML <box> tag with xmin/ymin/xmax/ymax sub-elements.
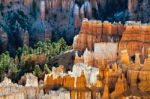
<box><xmin>73</xmin><ymin>19</ymin><xmax>125</xmax><ymax>51</ymax></box>
<box><xmin>119</xmin><ymin>22</ymin><xmax>150</xmax><ymax>57</ymax></box>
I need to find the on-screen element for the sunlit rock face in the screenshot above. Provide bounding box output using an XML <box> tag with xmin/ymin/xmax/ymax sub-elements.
<box><xmin>73</xmin><ymin>19</ymin><xmax>124</xmax><ymax>51</ymax></box>
<box><xmin>120</xmin><ymin>49</ymin><xmax>131</xmax><ymax>66</ymax></box>
<box><xmin>0</xmin><ymin>77</ymin><xmax>25</xmax><ymax>99</ymax></box>
<box><xmin>44</xmin><ymin>63</ymin><xmax>101</xmax><ymax>90</ymax></box>
<box><xmin>111</xmin><ymin>74</ymin><xmax>128</xmax><ymax>98</ymax></box>
<box><xmin>119</xmin><ymin>21</ymin><xmax>150</xmax><ymax>57</ymax></box>
<box><xmin>74</xmin><ymin>43</ymin><xmax>118</xmax><ymax>67</ymax></box>
<box><xmin>139</xmin><ymin>71</ymin><xmax>150</xmax><ymax>92</ymax></box>
<box><xmin>94</xmin><ymin>43</ymin><xmax>118</xmax><ymax>64</ymax></box>
<box><xmin>138</xmin><ymin>53</ymin><xmax>150</xmax><ymax>92</ymax></box>
<box><xmin>120</xmin><ymin>50</ymin><xmax>150</xmax><ymax>93</ymax></box>
<box><xmin>0</xmin><ymin>77</ymin><xmax>41</xmax><ymax>99</ymax></box>
<box><xmin>25</xmin><ymin>73</ymin><xmax>38</xmax><ymax>87</ymax></box>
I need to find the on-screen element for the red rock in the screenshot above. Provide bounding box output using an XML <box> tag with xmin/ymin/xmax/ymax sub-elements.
<box><xmin>73</xmin><ymin>19</ymin><xmax>124</xmax><ymax>51</ymax></box>
<box><xmin>119</xmin><ymin>22</ymin><xmax>150</xmax><ymax>57</ymax></box>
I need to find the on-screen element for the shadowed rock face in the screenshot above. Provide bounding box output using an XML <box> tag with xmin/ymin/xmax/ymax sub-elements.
<box><xmin>128</xmin><ymin>0</ymin><xmax>150</xmax><ymax>22</ymax></box>
<box><xmin>0</xmin><ymin>28</ymin><xmax>8</xmax><ymax>52</ymax></box>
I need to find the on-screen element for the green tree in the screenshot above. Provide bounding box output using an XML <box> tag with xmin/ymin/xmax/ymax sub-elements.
<box><xmin>44</xmin><ymin>64</ymin><xmax>51</xmax><ymax>74</ymax></box>
<box><xmin>33</xmin><ymin>65</ymin><xmax>43</xmax><ymax>79</ymax></box>
<box><xmin>0</xmin><ymin>52</ymin><xmax>18</xmax><ymax>81</ymax></box>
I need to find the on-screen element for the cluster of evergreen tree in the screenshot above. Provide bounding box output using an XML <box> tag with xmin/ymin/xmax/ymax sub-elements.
<box><xmin>0</xmin><ymin>38</ymin><xmax>72</xmax><ymax>82</ymax></box>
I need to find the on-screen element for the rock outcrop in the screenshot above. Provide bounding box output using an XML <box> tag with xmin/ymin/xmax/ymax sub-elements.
<box><xmin>44</xmin><ymin>63</ymin><xmax>102</xmax><ymax>99</ymax></box>
<box><xmin>102</xmin><ymin>72</ymin><xmax>110</xmax><ymax>99</ymax></box>
<box><xmin>111</xmin><ymin>74</ymin><xmax>128</xmax><ymax>98</ymax></box>
<box><xmin>138</xmin><ymin>53</ymin><xmax>150</xmax><ymax>92</ymax></box>
<box><xmin>0</xmin><ymin>77</ymin><xmax>40</xmax><ymax>99</ymax></box>
<box><xmin>119</xmin><ymin>21</ymin><xmax>150</xmax><ymax>57</ymax></box>
<box><xmin>73</xmin><ymin>19</ymin><xmax>124</xmax><ymax>51</ymax></box>
<box><xmin>40</xmin><ymin>89</ymin><xmax>70</xmax><ymax>99</ymax></box>
<box><xmin>74</xmin><ymin>43</ymin><xmax>118</xmax><ymax>67</ymax></box>
<box><xmin>25</xmin><ymin>73</ymin><xmax>38</xmax><ymax>87</ymax></box>
<box><xmin>120</xmin><ymin>49</ymin><xmax>131</xmax><ymax>66</ymax></box>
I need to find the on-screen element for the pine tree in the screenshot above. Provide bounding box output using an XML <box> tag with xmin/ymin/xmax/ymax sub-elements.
<box><xmin>33</xmin><ymin>65</ymin><xmax>43</xmax><ymax>78</ymax></box>
<box><xmin>44</xmin><ymin>64</ymin><xmax>51</xmax><ymax>74</ymax></box>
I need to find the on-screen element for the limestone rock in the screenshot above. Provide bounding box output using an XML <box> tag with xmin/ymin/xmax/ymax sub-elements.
<box><xmin>119</xmin><ymin>22</ymin><xmax>150</xmax><ymax>57</ymax></box>
<box><xmin>25</xmin><ymin>73</ymin><xmax>38</xmax><ymax>87</ymax></box>
<box><xmin>111</xmin><ymin>74</ymin><xmax>128</xmax><ymax>98</ymax></box>
<box><xmin>127</xmin><ymin>70</ymin><xmax>139</xmax><ymax>88</ymax></box>
<box><xmin>40</xmin><ymin>90</ymin><xmax>70</xmax><ymax>99</ymax></box>
<box><xmin>120</xmin><ymin>49</ymin><xmax>131</xmax><ymax>66</ymax></box>
<box><xmin>134</xmin><ymin>53</ymin><xmax>141</xmax><ymax>67</ymax></box>
<box><xmin>83</xmin><ymin>48</ymin><xmax>94</xmax><ymax>66</ymax></box>
<box><xmin>73</xmin><ymin>19</ymin><xmax>124</xmax><ymax>51</ymax></box>
<box><xmin>138</xmin><ymin>53</ymin><xmax>150</xmax><ymax>91</ymax></box>
<box><xmin>102</xmin><ymin>72</ymin><xmax>110</xmax><ymax>99</ymax></box>
<box><xmin>138</xmin><ymin>70</ymin><xmax>150</xmax><ymax>92</ymax></box>
<box><xmin>143</xmin><ymin>54</ymin><xmax>150</xmax><ymax>70</ymax></box>
<box><xmin>94</xmin><ymin>43</ymin><xmax>118</xmax><ymax>64</ymax></box>
<box><xmin>74</xmin><ymin>43</ymin><xmax>118</xmax><ymax>67</ymax></box>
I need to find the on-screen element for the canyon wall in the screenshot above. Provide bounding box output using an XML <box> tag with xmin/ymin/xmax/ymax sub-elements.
<box><xmin>74</xmin><ymin>20</ymin><xmax>150</xmax><ymax>64</ymax></box>
<box><xmin>73</xmin><ymin>19</ymin><xmax>124</xmax><ymax>51</ymax></box>
<box><xmin>119</xmin><ymin>21</ymin><xmax>150</xmax><ymax>57</ymax></box>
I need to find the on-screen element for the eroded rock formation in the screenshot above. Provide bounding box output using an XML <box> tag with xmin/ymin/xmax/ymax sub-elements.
<box><xmin>25</xmin><ymin>73</ymin><xmax>38</xmax><ymax>87</ymax></box>
<box><xmin>119</xmin><ymin>22</ymin><xmax>150</xmax><ymax>57</ymax></box>
<box><xmin>138</xmin><ymin>53</ymin><xmax>150</xmax><ymax>92</ymax></box>
<box><xmin>120</xmin><ymin>49</ymin><xmax>131</xmax><ymax>66</ymax></box>
<box><xmin>73</xmin><ymin>19</ymin><xmax>124</xmax><ymax>51</ymax></box>
<box><xmin>74</xmin><ymin>43</ymin><xmax>118</xmax><ymax>67</ymax></box>
<box><xmin>111</xmin><ymin>74</ymin><xmax>128</xmax><ymax>98</ymax></box>
<box><xmin>0</xmin><ymin>77</ymin><xmax>40</xmax><ymax>99</ymax></box>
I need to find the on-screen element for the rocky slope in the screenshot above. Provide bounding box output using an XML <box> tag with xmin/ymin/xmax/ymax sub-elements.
<box><xmin>0</xmin><ymin>0</ymin><xmax>150</xmax><ymax>55</ymax></box>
